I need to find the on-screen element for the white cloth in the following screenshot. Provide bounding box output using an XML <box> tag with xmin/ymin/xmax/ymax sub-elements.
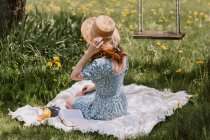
<box><xmin>8</xmin><ymin>80</ymin><xmax>192</xmax><ymax>139</ymax></box>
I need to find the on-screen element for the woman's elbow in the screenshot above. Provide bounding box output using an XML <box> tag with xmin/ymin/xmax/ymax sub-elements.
<box><xmin>70</xmin><ymin>73</ymin><xmax>82</xmax><ymax>81</ymax></box>
<box><xmin>70</xmin><ymin>73</ymin><xmax>76</xmax><ymax>80</ymax></box>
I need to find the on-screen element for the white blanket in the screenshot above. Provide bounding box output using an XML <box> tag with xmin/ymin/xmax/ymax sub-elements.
<box><xmin>8</xmin><ymin>80</ymin><xmax>192</xmax><ymax>139</ymax></box>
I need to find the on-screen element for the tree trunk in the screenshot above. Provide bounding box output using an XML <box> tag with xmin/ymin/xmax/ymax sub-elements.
<box><xmin>0</xmin><ymin>0</ymin><xmax>26</xmax><ymax>37</ymax></box>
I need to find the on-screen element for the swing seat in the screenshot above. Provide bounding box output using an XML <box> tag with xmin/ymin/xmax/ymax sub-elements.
<box><xmin>133</xmin><ymin>31</ymin><xmax>185</xmax><ymax>40</ymax></box>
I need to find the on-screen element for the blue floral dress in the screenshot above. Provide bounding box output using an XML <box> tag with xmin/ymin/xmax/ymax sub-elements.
<box><xmin>72</xmin><ymin>56</ymin><xmax>129</xmax><ymax>120</ymax></box>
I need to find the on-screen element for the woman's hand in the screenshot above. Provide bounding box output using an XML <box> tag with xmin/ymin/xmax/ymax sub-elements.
<box><xmin>75</xmin><ymin>85</ymin><xmax>95</xmax><ymax>96</ymax></box>
<box><xmin>82</xmin><ymin>85</ymin><xmax>95</xmax><ymax>95</ymax></box>
<box><xmin>87</xmin><ymin>37</ymin><xmax>104</xmax><ymax>55</ymax></box>
<box><xmin>70</xmin><ymin>37</ymin><xmax>104</xmax><ymax>81</ymax></box>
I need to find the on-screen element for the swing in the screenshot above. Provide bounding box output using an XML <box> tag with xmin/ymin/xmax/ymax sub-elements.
<box><xmin>133</xmin><ymin>0</ymin><xmax>185</xmax><ymax>40</ymax></box>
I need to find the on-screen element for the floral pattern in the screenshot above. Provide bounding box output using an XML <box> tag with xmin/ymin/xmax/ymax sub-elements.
<box><xmin>73</xmin><ymin>56</ymin><xmax>129</xmax><ymax>120</ymax></box>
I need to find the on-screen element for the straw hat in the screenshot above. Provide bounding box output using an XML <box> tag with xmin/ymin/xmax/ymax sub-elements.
<box><xmin>81</xmin><ymin>15</ymin><xmax>120</xmax><ymax>48</ymax></box>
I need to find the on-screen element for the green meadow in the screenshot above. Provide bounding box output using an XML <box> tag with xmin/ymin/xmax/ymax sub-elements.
<box><xmin>0</xmin><ymin>0</ymin><xmax>210</xmax><ymax>139</ymax></box>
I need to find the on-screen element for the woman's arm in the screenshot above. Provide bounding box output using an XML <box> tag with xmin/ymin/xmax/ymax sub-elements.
<box><xmin>70</xmin><ymin>52</ymin><xmax>93</xmax><ymax>81</ymax></box>
<box><xmin>70</xmin><ymin>37</ymin><xmax>104</xmax><ymax>81</ymax></box>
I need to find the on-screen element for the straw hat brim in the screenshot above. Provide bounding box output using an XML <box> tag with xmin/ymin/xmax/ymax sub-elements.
<box><xmin>81</xmin><ymin>17</ymin><xmax>120</xmax><ymax>46</ymax></box>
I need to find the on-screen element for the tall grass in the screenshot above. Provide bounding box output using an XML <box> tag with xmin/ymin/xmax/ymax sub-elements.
<box><xmin>0</xmin><ymin>12</ymin><xmax>86</xmax><ymax>107</ymax></box>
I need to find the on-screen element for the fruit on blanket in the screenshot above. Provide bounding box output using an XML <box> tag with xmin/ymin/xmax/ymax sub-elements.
<box><xmin>37</xmin><ymin>107</ymin><xmax>52</xmax><ymax>122</ymax></box>
<box><xmin>41</xmin><ymin>107</ymin><xmax>52</xmax><ymax>118</ymax></box>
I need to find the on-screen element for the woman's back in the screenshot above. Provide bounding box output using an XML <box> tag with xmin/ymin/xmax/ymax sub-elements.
<box><xmin>73</xmin><ymin>56</ymin><xmax>129</xmax><ymax>120</ymax></box>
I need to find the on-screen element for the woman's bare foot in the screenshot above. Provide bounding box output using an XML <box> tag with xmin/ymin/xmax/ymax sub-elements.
<box><xmin>66</xmin><ymin>96</ymin><xmax>77</xmax><ymax>109</ymax></box>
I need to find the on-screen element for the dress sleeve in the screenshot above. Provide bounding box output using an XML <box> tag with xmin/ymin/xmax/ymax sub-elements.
<box><xmin>80</xmin><ymin>58</ymin><xmax>112</xmax><ymax>81</ymax></box>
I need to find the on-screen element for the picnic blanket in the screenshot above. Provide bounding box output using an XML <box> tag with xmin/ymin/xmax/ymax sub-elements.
<box><xmin>8</xmin><ymin>80</ymin><xmax>192</xmax><ymax>139</ymax></box>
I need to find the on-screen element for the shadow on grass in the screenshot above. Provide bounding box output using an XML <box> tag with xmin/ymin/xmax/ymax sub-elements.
<box><xmin>0</xmin><ymin>123</ymin><xmax>118</xmax><ymax>140</ymax></box>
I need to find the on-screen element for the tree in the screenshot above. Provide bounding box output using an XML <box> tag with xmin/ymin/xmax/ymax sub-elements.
<box><xmin>0</xmin><ymin>0</ymin><xmax>26</xmax><ymax>37</ymax></box>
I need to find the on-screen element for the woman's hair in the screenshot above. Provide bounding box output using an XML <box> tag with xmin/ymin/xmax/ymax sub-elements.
<box><xmin>90</xmin><ymin>43</ymin><xmax>127</xmax><ymax>66</ymax></box>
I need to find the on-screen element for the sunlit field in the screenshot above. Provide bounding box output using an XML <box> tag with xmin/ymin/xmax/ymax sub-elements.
<box><xmin>1</xmin><ymin>0</ymin><xmax>210</xmax><ymax>139</ymax></box>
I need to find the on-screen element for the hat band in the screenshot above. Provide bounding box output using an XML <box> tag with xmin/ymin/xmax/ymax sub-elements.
<box><xmin>91</xmin><ymin>28</ymin><xmax>112</xmax><ymax>39</ymax></box>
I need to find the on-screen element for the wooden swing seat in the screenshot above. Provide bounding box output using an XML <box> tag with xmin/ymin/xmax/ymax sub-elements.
<box><xmin>133</xmin><ymin>31</ymin><xmax>185</xmax><ymax>40</ymax></box>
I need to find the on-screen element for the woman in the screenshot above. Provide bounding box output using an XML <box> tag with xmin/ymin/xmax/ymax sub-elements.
<box><xmin>66</xmin><ymin>15</ymin><xmax>129</xmax><ymax>120</ymax></box>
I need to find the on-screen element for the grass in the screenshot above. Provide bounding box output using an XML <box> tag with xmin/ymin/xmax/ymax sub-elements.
<box><xmin>0</xmin><ymin>0</ymin><xmax>210</xmax><ymax>139</ymax></box>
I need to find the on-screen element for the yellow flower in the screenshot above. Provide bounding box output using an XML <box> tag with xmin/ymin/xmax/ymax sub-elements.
<box><xmin>195</xmin><ymin>18</ymin><xmax>199</xmax><ymax>22</ymax></box>
<box><xmin>193</xmin><ymin>11</ymin><xmax>198</xmax><ymax>16</ymax></box>
<box><xmin>152</xmin><ymin>12</ymin><xmax>157</xmax><ymax>15</ymax></box>
<box><xmin>55</xmin><ymin>61</ymin><xmax>62</xmax><ymax>68</ymax></box>
<box><xmin>181</xmin><ymin>56</ymin><xmax>185</xmax><ymax>61</ymax></box>
<box><xmin>186</xmin><ymin>20</ymin><xmax>192</xmax><ymax>25</ymax></box>
<box><xmin>156</xmin><ymin>42</ymin><xmax>161</xmax><ymax>46</ymax></box>
<box><xmin>199</xmin><ymin>12</ymin><xmax>204</xmax><ymax>16</ymax></box>
<box><xmin>128</xmin><ymin>0</ymin><xmax>136</xmax><ymax>3</ymax></box>
<box><xmin>129</xmin><ymin>25</ymin><xmax>134</xmax><ymax>30</ymax></box>
<box><xmin>53</xmin><ymin>55</ymin><xmax>60</xmax><ymax>62</ymax></box>
<box><xmin>130</xmin><ymin>9</ymin><xmax>137</xmax><ymax>14</ymax></box>
<box><xmin>204</xmin><ymin>15</ymin><xmax>209</xmax><ymax>19</ymax></box>
<box><xmin>160</xmin><ymin>45</ymin><xmax>168</xmax><ymax>50</ymax></box>
<box><xmin>47</xmin><ymin>61</ymin><xmax>53</xmax><ymax>67</ymax></box>
<box><xmin>158</xmin><ymin>19</ymin><xmax>164</xmax><ymax>23</ymax></box>
<box><xmin>176</xmin><ymin>68</ymin><xmax>182</xmax><ymax>73</ymax></box>
<box><xmin>188</xmin><ymin>16</ymin><xmax>192</xmax><ymax>19</ymax></box>
<box><xmin>197</xmin><ymin>60</ymin><xmax>203</xmax><ymax>64</ymax></box>
<box><xmin>26</xmin><ymin>4</ymin><xmax>33</xmax><ymax>12</ymax></box>
<box><xmin>169</xmin><ymin>11</ymin><xmax>174</xmax><ymax>14</ymax></box>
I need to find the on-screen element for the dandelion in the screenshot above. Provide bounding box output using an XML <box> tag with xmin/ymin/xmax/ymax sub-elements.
<box><xmin>204</xmin><ymin>15</ymin><xmax>208</xmax><ymax>19</ymax></box>
<box><xmin>195</xmin><ymin>18</ymin><xmax>199</xmax><ymax>22</ymax></box>
<box><xmin>169</xmin><ymin>11</ymin><xmax>174</xmax><ymax>14</ymax></box>
<box><xmin>55</xmin><ymin>61</ymin><xmax>62</xmax><ymax>68</ymax></box>
<box><xmin>199</xmin><ymin>12</ymin><xmax>204</xmax><ymax>16</ymax></box>
<box><xmin>130</xmin><ymin>9</ymin><xmax>137</xmax><ymax>14</ymax></box>
<box><xmin>197</xmin><ymin>60</ymin><xmax>203</xmax><ymax>64</ymax></box>
<box><xmin>193</xmin><ymin>11</ymin><xmax>198</xmax><ymax>16</ymax></box>
<box><xmin>181</xmin><ymin>56</ymin><xmax>185</xmax><ymax>61</ymax></box>
<box><xmin>163</xmin><ymin>19</ymin><xmax>168</xmax><ymax>23</ymax></box>
<box><xmin>128</xmin><ymin>0</ymin><xmax>136</xmax><ymax>3</ymax></box>
<box><xmin>158</xmin><ymin>19</ymin><xmax>164</xmax><ymax>23</ymax></box>
<box><xmin>47</xmin><ymin>61</ymin><xmax>53</xmax><ymax>67</ymax></box>
<box><xmin>160</xmin><ymin>45</ymin><xmax>168</xmax><ymax>50</ymax></box>
<box><xmin>53</xmin><ymin>55</ymin><xmax>60</xmax><ymax>62</ymax></box>
<box><xmin>26</xmin><ymin>4</ymin><xmax>33</xmax><ymax>12</ymax></box>
<box><xmin>188</xmin><ymin>16</ymin><xmax>192</xmax><ymax>19</ymax></box>
<box><xmin>156</xmin><ymin>42</ymin><xmax>161</xmax><ymax>46</ymax></box>
<box><xmin>129</xmin><ymin>25</ymin><xmax>134</xmax><ymax>30</ymax></box>
<box><xmin>152</xmin><ymin>12</ymin><xmax>157</xmax><ymax>15</ymax></box>
<box><xmin>186</xmin><ymin>20</ymin><xmax>192</xmax><ymax>25</ymax></box>
<box><xmin>176</xmin><ymin>68</ymin><xmax>182</xmax><ymax>73</ymax></box>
